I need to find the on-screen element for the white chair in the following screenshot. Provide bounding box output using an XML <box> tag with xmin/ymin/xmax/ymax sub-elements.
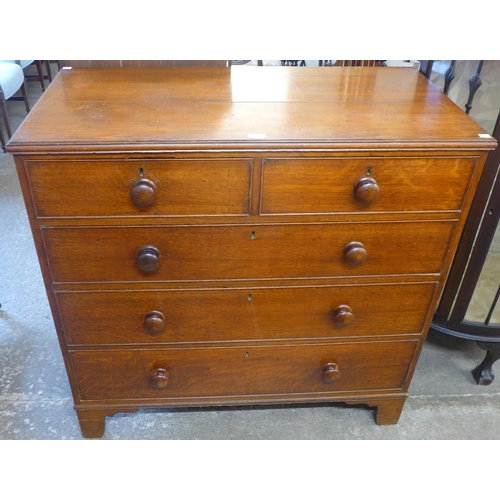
<box><xmin>0</xmin><ymin>61</ymin><xmax>30</xmax><ymax>151</ymax></box>
<box><xmin>0</xmin><ymin>59</ymin><xmax>48</xmax><ymax>90</ymax></box>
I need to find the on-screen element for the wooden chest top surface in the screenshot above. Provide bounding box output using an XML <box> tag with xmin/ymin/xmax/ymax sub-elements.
<box><xmin>7</xmin><ymin>66</ymin><xmax>496</xmax><ymax>152</ymax></box>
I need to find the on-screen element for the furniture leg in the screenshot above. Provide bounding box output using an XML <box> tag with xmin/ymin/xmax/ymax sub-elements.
<box><xmin>76</xmin><ymin>409</ymin><xmax>109</xmax><ymax>438</ymax></box>
<box><xmin>20</xmin><ymin>81</ymin><xmax>30</xmax><ymax>113</ymax></box>
<box><xmin>0</xmin><ymin>125</ymin><xmax>6</xmax><ymax>151</ymax></box>
<box><xmin>0</xmin><ymin>88</ymin><xmax>12</xmax><ymax>137</ymax></box>
<box><xmin>34</xmin><ymin>60</ymin><xmax>45</xmax><ymax>91</ymax></box>
<box><xmin>374</xmin><ymin>398</ymin><xmax>406</xmax><ymax>425</ymax></box>
<box><xmin>347</xmin><ymin>398</ymin><xmax>407</xmax><ymax>425</ymax></box>
<box><xmin>44</xmin><ymin>61</ymin><xmax>53</xmax><ymax>83</ymax></box>
<box><xmin>76</xmin><ymin>408</ymin><xmax>137</xmax><ymax>438</ymax></box>
<box><xmin>472</xmin><ymin>341</ymin><xmax>500</xmax><ymax>385</ymax></box>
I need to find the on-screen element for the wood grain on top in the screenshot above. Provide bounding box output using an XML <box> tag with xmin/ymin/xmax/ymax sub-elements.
<box><xmin>7</xmin><ymin>66</ymin><xmax>496</xmax><ymax>152</ymax></box>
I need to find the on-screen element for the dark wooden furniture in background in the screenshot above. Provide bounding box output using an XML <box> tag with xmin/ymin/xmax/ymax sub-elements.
<box><xmin>63</xmin><ymin>60</ymin><xmax>227</xmax><ymax>68</ymax></box>
<box><xmin>230</xmin><ymin>60</ymin><xmax>263</xmax><ymax>66</ymax></box>
<box><xmin>281</xmin><ymin>61</ymin><xmax>385</xmax><ymax>67</ymax></box>
<box><xmin>430</xmin><ymin>113</ymin><xmax>500</xmax><ymax>384</ymax></box>
<box><xmin>29</xmin><ymin>61</ymin><xmax>56</xmax><ymax>90</ymax></box>
<box><xmin>420</xmin><ymin>61</ymin><xmax>500</xmax><ymax>384</ymax></box>
<box><xmin>7</xmin><ymin>66</ymin><xmax>495</xmax><ymax>437</ymax></box>
<box><xmin>319</xmin><ymin>60</ymin><xmax>386</xmax><ymax>67</ymax></box>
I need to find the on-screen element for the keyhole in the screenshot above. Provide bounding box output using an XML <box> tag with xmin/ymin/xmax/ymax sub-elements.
<box><xmin>139</xmin><ymin>167</ymin><xmax>145</xmax><ymax>177</ymax></box>
<box><xmin>366</xmin><ymin>166</ymin><xmax>372</xmax><ymax>176</ymax></box>
<box><xmin>251</xmin><ymin>231</ymin><xmax>256</xmax><ymax>240</ymax></box>
<box><xmin>245</xmin><ymin>352</ymin><xmax>250</xmax><ymax>358</ymax></box>
<box><xmin>248</xmin><ymin>294</ymin><xmax>252</xmax><ymax>301</ymax></box>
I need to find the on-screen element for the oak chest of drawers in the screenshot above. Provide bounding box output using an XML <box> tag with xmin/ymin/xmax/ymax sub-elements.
<box><xmin>8</xmin><ymin>66</ymin><xmax>496</xmax><ymax>437</ymax></box>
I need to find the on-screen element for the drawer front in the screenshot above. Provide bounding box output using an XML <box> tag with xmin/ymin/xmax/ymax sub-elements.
<box><xmin>58</xmin><ymin>283</ymin><xmax>436</xmax><ymax>345</ymax></box>
<box><xmin>27</xmin><ymin>158</ymin><xmax>252</xmax><ymax>217</ymax></box>
<box><xmin>260</xmin><ymin>157</ymin><xmax>476</xmax><ymax>214</ymax></box>
<box><xmin>43</xmin><ymin>221</ymin><xmax>456</xmax><ymax>283</ymax></box>
<box><xmin>70</xmin><ymin>340</ymin><xmax>417</xmax><ymax>401</ymax></box>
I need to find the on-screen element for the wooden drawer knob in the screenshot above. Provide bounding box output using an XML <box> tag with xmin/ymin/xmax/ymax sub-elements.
<box><xmin>149</xmin><ymin>367</ymin><xmax>169</xmax><ymax>389</ymax></box>
<box><xmin>343</xmin><ymin>241</ymin><xmax>367</xmax><ymax>266</ymax></box>
<box><xmin>321</xmin><ymin>362</ymin><xmax>341</xmax><ymax>383</ymax></box>
<box><xmin>131</xmin><ymin>178</ymin><xmax>157</xmax><ymax>207</ymax></box>
<box><xmin>332</xmin><ymin>305</ymin><xmax>354</xmax><ymax>327</ymax></box>
<box><xmin>353</xmin><ymin>177</ymin><xmax>380</xmax><ymax>205</ymax></box>
<box><xmin>137</xmin><ymin>245</ymin><xmax>160</xmax><ymax>273</ymax></box>
<box><xmin>144</xmin><ymin>310</ymin><xmax>165</xmax><ymax>334</ymax></box>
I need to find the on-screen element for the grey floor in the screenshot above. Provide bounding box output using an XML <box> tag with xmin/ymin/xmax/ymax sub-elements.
<box><xmin>2</xmin><ymin>64</ymin><xmax>500</xmax><ymax>440</ymax></box>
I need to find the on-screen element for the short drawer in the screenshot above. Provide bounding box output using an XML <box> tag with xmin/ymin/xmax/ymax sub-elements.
<box><xmin>42</xmin><ymin>221</ymin><xmax>456</xmax><ymax>283</ymax></box>
<box><xmin>26</xmin><ymin>158</ymin><xmax>252</xmax><ymax>217</ymax></box>
<box><xmin>58</xmin><ymin>283</ymin><xmax>436</xmax><ymax>345</ymax></box>
<box><xmin>70</xmin><ymin>340</ymin><xmax>417</xmax><ymax>401</ymax></box>
<box><xmin>260</xmin><ymin>157</ymin><xmax>477</xmax><ymax>214</ymax></box>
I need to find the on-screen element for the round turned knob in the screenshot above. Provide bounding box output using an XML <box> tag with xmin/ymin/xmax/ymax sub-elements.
<box><xmin>353</xmin><ymin>177</ymin><xmax>380</xmax><ymax>205</ymax></box>
<box><xmin>332</xmin><ymin>304</ymin><xmax>354</xmax><ymax>327</ymax></box>
<box><xmin>131</xmin><ymin>178</ymin><xmax>157</xmax><ymax>207</ymax></box>
<box><xmin>343</xmin><ymin>241</ymin><xmax>367</xmax><ymax>266</ymax></box>
<box><xmin>136</xmin><ymin>245</ymin><xmax>161</xmax><ymax>273</ymax></box>
<box><xmin>321</xmin><ymin>362</ymin><xmax>341</xmax><ymax>383</ymax></box>
<box><xmin>149</xmin><ymin>367</ymin><xmax>169</xmax><ymax>389</ymax></box>
<box><xmin>144</xmin><ymin>310</ymin><xmax>165</xmax><ymax>334</ymax></box>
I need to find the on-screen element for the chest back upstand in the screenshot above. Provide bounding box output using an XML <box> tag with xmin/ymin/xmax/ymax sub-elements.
<box><xmin>7</xmin><ymin>66</ymin><xmax>496</xmax><ymax>438</ymax></box>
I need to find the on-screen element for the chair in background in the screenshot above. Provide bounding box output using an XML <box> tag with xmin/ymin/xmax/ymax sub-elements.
<box><xmin>66</xmin><ymin>60</ymin><xmax>228</xmax><ymax>68</ymax></box>
<box><xmin>0</xmin><ymin>62</ymin><xmax>30</xmax><ymax>151</ymax></box>
<box><xmin>281</xmin><ymin>60</ymin><xmax>306</xmax><ymax>66</ymax></box>
<box><xmin>29</xmin><ymin>60</ymin><xmax>53</xmax><ymax>90</ymax></box>
<box><xmin>0</xmin><ymin>60</ymin><xmax>47</xmax><ymax>90</ymax></box>
<box><xmin>319</xmin><ymin>60</ymin><xmax>386</xmax><ymax>67</ymax></box>
<box><xmin>28</xmin><ymin>60</ymin><xmax>61</xmax><ymax>89</ymax></box>
<box><xmin>279</xmin><ymin>60</ymin><xmax>386</xmax><ymax>67</ymax></box>
<box><xmin>229</xmin><ymin>60</ymin><xmax>263</xmax><ymax>66</ymax></box>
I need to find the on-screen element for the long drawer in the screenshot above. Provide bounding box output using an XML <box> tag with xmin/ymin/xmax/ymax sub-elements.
<box><xmin>42</xmin><ymin>221</ymin><xmax>456</xmax><ymax>283</ymax></box>
<box><xmin>58</xmin><ymin>283</ymin><xmax>436</xmax><ymax>345</ymax></box>
<box><xmin>260</xmin><ymin>157</ymin><xmax>476</xmax><ymax>214</ymax></box>
<box><xmin>70</xmin><ymin>340</ymin><xmax>417</xmax><ymax>401</ymax></box>
<box><xmin>26</xmin><ymin>158</ymin><xmax>252</xmax><ymax>217</ymax></box>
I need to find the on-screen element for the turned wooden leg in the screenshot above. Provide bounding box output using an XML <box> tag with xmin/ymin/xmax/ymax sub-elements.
<box><xmin>373</xmin><ymin>398</ymin><xmax>406</xmax><ymax>425</ymax></box>
<box><xmin>472</xmin><ymin>342</ymin><xmax>500</xmax><ymax>385</ymax></box>
<box><xmin>76</xmin><ymin>409</ymin><xmax>108</xmax><ymax>438</ymax></box>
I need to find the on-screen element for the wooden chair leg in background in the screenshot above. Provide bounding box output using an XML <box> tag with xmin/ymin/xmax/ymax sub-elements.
<box><xmin>34</xmin><ymin>60</ymin><xmax>46</xmax><ymax>91</ymax></box>
<box><xmin>0</xmin><ymin>87</ymin><xmax>12</xmax><ymax>137</ymax></box>
<box><xmin>0</xmin><ymin>123</ymin><xmax>6</xmax><ymax>151</ymax></box>
<box><xmin>44</xmin><ymin>61</ymin><xmax>53</xmax><ymax>83</ymax></box>
<box><xmin>0</xmin><ymin>83</ymin><xmax>30</xmax><ymax>138</ymax></box>
<box><xmin>20</xmin><ymin>80</ymin><xmax>30</xmax><ymax>113</ymax></box>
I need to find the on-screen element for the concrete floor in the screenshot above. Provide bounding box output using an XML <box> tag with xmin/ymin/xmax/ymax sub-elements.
<box><xmin>1</xmin><ymin>64</ymin><xmax>500</xmax><ymax>439</ymax></box>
